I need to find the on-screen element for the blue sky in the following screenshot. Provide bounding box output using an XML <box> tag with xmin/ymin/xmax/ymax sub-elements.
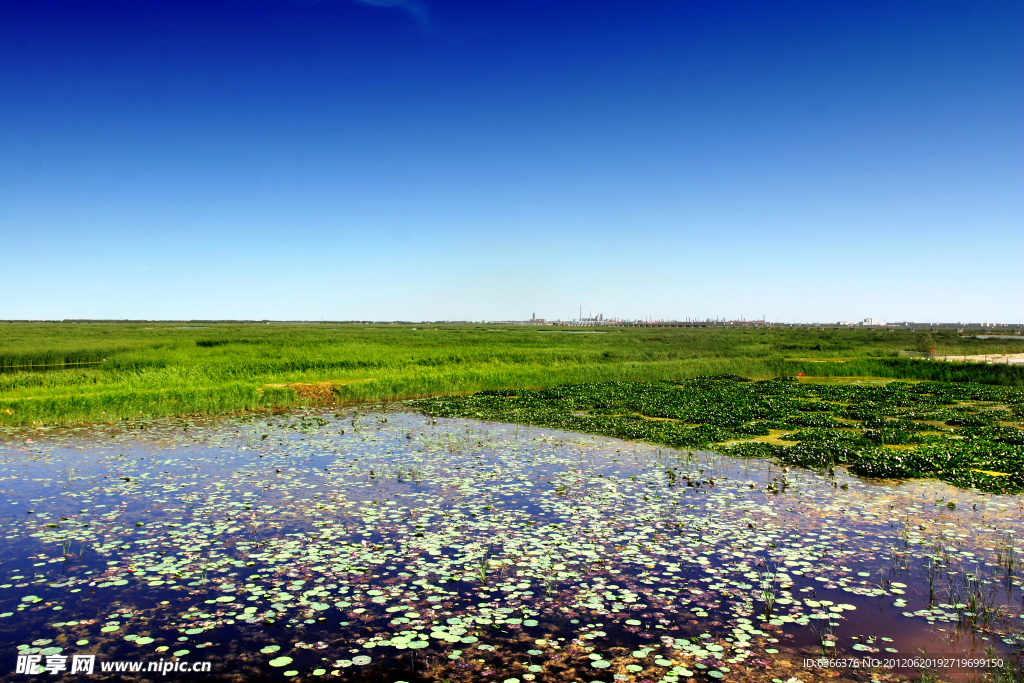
<box><xmin>2</xmin><ymin>0</ymin><xmax>1021</xmax><ymax>322</ymax></box>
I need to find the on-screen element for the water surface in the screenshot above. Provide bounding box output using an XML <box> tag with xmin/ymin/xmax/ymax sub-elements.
<box><xmin>0</xmin><ymin>407</ymin><xmax>1020</xmax><ymax>682</ymax></box>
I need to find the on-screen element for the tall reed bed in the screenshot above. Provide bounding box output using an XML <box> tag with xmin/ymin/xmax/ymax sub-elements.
<box><xmin>1</xmin><ymin>322</ymin><xmax>1021</xmax><ymax>425</ymax></box>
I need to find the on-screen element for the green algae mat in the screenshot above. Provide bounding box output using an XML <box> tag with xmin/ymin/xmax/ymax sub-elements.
<box><xmin>411</xmin><ymin>376</ymin><xmax>1024</xmax><ymax>494</ymax></box>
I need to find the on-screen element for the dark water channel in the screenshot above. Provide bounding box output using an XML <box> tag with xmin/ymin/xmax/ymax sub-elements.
<box><xmin>0</xmin><ymin>407</ymin><xmax>1020</xmax><ymax>683</ymax></box>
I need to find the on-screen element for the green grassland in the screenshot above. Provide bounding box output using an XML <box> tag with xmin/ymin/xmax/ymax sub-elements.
<box><xmin>1</xmin><ymin>322</ymin><xmax>1023</xmax><ymax>427</ymax></box>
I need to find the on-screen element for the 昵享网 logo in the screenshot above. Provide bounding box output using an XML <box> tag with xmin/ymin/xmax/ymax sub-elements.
<box><xmin>15</xmin><ymin>653</ymin><xmax>96</xmax><ymax>675</ymax></box>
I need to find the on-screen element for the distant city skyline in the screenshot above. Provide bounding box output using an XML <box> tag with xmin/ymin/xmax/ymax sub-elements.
<box><xmin>2</xmin><ymin>1</ymin><xmax>1021</xmax><ymax>322</ymax></box>
<box><xmin>6</xmin><ymin>316</ymin><xmax>1021</xmax><ymax>328</ymax></box>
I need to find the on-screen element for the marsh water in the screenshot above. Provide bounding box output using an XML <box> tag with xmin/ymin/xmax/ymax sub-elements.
<box><xmin>0</xmin><ymin>407</ymin><xmax>1020</xmax><ymax>682</ymax></box>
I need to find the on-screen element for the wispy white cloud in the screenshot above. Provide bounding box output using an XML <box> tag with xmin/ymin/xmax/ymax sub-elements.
<box><xmin>349</xmin><ymin>0</ymin><xmax>429</xmax><ymax>28</ymax></box>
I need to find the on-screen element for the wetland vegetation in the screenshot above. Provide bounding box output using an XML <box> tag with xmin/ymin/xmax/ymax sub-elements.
<box><xmin>412</xmin><ymin>376</ymin><xmax>1024</xmax><ymax>494</ymax></box>
<box><xmin>2</xmin><ymin>322</ymin><xmax>1023</xmax><ymax>427</ymax></box>
<box><xmin>1</xmin><ymin>323</ymin><xmax>1022</xmax><ymax>682</ymax></box>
